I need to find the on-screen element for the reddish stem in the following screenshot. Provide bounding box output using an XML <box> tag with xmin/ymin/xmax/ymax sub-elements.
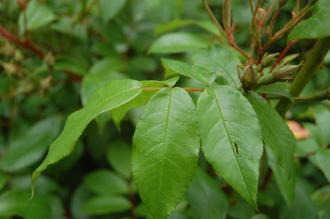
<box><xmin>0</xmin><ymin>25</ymin><xmax>45</xmax><ymax>59</ymax></box>
<box><xmin>272</xmin><ymin>41</ymin><xmax>296</xmax><ymax>69</ymax></box>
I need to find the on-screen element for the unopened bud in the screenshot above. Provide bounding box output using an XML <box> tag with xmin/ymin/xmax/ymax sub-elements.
<box><xmin>261</xmin><ymin>53</ymin><xmax>279</xmax><ymax>68</ymax></box>
<box><xmin>272</xmin><ymin>65</ymin><xmax>300</xmax><ymax>79</ymax></box>
<box><xmin>240</xmin><ymin>64</ymin><xmax>258</xmax><ymax>90</ymax></box>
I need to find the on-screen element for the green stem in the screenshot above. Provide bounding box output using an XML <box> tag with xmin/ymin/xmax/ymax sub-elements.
<box><xmin>276</xmin><ymin>37</ymin><xmax>330</xmax><ymax>115</ymax></box>
<box><xmin>294</xmin><ymin>87</ymin><xmax>330</xmax><ymax>102</ymax></box>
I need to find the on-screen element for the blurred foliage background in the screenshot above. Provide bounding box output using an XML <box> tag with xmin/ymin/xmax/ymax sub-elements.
<box><xmin>0</xmin><ymin>0</ymin><xmax>330</xmax><ymax>218</ymax></box>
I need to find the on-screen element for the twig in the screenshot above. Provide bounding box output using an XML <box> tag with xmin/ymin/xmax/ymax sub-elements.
<box><xmin>271</xmin><ymin>41</ymin><xmax>296</xmax><ymax>69</ymax></box>
<box><xmin>294</xmin><ymin>88</ymin><xmax>330</xmax><ymax>102</ymax></box>
<box><xmin>276</xmin><ymin>38</ymin><xmax>330</xmax><ymax>115</ymax></box>
<box><xmin>264</xmin><ymin>5</ymin><xmax>311</xmax><ymax>50</ymax></box>
<box><xmin>202</xmin><ymin>0</ymin><xmax>254</xmax><ymax>61</ymax></box>
<box><xmin>202</xmin><ymin>0</ymin><xmax>226</xmax><ymax>36</ymax></box>
<box><xmin>0</xmin><ymin>25</ymin><xmax>45</xmax><ymax>59</ymax></box>
<box><xmin>223</xmin><ymin>0</ymin><xmax>231</xmax><ymax>31</ymax></box>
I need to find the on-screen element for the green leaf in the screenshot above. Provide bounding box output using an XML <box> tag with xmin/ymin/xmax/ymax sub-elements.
<box><xmin>112</xmin><ymin>91</ymin><xmax>155</xmax><ymax>129</ymax></box>
<box><xmin>81</xmin><ymin>57</ymin><xmax>126</xmax><ymax>105</ymax></box>
<box><xmin>32</xmin><ymin>79</ymin><xmax>142</xmax><ymax>189</ymax></box>
<box><xmin>0</xmin><ymin>191</ymin><xmax>51</xmax><ymax>219</ymax></box>
<box><xmin>197</xmin><ymin>85</ymin><xmax>263</xmax><ymax>207</ymax></box>
<box><xmin>54</xmin><ymin>56</ymin><xmax>88</xmax><ymax>76</ymax></box>
<box><xmin>162</xmin><ymin>59</ymin><xmax>216</xmax><ymax>85</ymax></box>
<box><xmin>0</xmin><ymin>116</ymin><xmax>62</xmax><ymax>172</ymax></box>
<box><xmin>189</xmin><ymin>46</ymin><xmax>242</xmax><ymax>88</ymax></box>
<box><xmin>315</xmin><ymin>149</ymin><xmax>330</xmax><ymax>183</ymax></box>
<box><xmin>279</xmin><ymin>179</ymin><xmax>317</xmax><ymax>219</ymax></box>
<box><xmin>0</xmin><ymin>172</ymin><xmax>8</xmax><ymax>191</ymax></box>
<box><xmin>247</xmin><ymin>92</ymin><xmax>296</xmax><ymax>205</ymax></box>
<box><xmin>312</xmin><ymin>186</ymin><xmax>330</xmax><ymax>219</ymax></box>
<box><xmin>106</xmin><ymin>141</ymin><xmax>132</xmax><ymax>178</ymax></box>
<box><xmin>149</xmin><ymin>32</ymin><xmax>208</xmax><ymax>54</ymax></box>
<box><xmin>19</xmin><ymin>0</ymin><xmax>56</xmax><ymax>33</ymax></box>
<box><xmin>82</xmin><ymin>195</ymin><xmax>131</xmax><ymax>215</ymax></box>
<box><xmin>132</xmin><ymin>87</ymin><xmax>200</xmax><ymax>219</ymax></box>
<box><xmin>141</xmin><ymin>77</ymin><xmax>180</xmax><ymax>88</ymax></box>
<box><xmin>186</xmin><ymin>169</ymin><xmax>228</xmax><ymax>219</ymax></box>
<box><xmin>84</xmin><ymin>169</ymin><xmax>129</xmax><ymax>195</ymax></box>
<box><xmin>314</xmin><ymin>105</ymin><xmax>330</xmax><ymax>147</ymax></box>
<box><xmin>289</xmin><ymin>0</ymin><xmax>330</xmax><ymax>40</ymax></box>
<box><xmin>155</xmin><ymin>19</ymin><xmax>222</xmax><ymax>37</ymax></box>
<box><xmin>112</xmin><ymin>78</ymin><xmax>181</xmax><ymax>128</ymax></box>
<box><xmin>256</xmin><ymin>82</ymin><xmax>292</xmax><ymax>100</ymax></box>
<box><xmin>98</xmin><ymin>0</ymin><xmax>128</xmax><ymax>23</ymax></box>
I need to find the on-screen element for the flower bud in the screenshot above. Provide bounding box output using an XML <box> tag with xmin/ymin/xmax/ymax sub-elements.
<box><xmin>240</xmin><ymin>64</ymin><xmax>258</xmax><ymax>90</ymax></box>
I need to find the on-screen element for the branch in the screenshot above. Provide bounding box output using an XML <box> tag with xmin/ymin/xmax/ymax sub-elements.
<box><xmin>0</xmin><ymin>25</ymin><xmax>45</xmax><ymax>59</ymax></box>
<box><xmin>202</xmin><ymin>0</ymin><xmax>226</xmax><ymax>36</ymax></box>
<box><xmin>202</xmin><ymin>0</ymin><xmax>254</xmax><ymax>61</ymax></box>
<box><xmin>271</xmin><ymin>41</ymin><xmax>296</xmax><ymax>69</ymax></box>
<box><xmin>264</xmin><ymin>5</ymin><xmax>311</xmax><ymax>50</ymax></box>
<box><xmin>276</xmin><ymin>38</ymin><xmax>330</xmax><ymax>115</ymax></box>
<box><xmin>294</xmin><ymin>88</ymin><xmax>330</xmax><ymax>102</ymax></box>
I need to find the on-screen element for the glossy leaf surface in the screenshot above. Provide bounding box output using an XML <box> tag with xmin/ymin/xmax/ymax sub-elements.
<box><xmin>162</xmin><ymin>58</ymin><xmax>216</xmax><ymax>85</ymax></box>
<box><xmin>132</xmin><ymin>87</ymin><xmax>199</xmax><ymax>219</ymax></box>
<box><xmin>247</xmin><ymin>92</ymin><xmax>296</xmax><ymax>205</ymax></box>
<box><xmin>32</xmin><ymin>80</ymin><xmax>142</xmax><ymax>187</ymax></box>
<box><xmin>197</xmin><ymin>85</ymin><xmax>263</xmax><ymax>206</ymax></box>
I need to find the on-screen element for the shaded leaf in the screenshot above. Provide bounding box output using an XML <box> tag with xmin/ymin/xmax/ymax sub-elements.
<box><xmin>311</xmin><ymin>186</ymin><xmax>330</xmax><ymax>219</ymax></box>
<box><xmin>0</xmin><ymin>191</ymin><xmax>51</xmax><ymax>219</ymax></box>
<box><xmin>54</xmin><ymin>56</ymin><xmax>88</xmax><ymax>76</ymax></box>
<box><xmin>186</xmin><ymin>169</ymin><xmax>228</xmax><ymax>219</ymax></box>
<box><xmin>99</xmin><ymin>0</ymin><xmax>128</xmax><ymax>23</ymax></box>
<box><xmin>132</xmin><ymin>87</ymin><xmax>200</xmax><ymax>219</ymax></box>
<box><xmin>82</xmin><ymin>195</ymin><xmax>131</xmax><ymax>215</ymax></box>
<box><xmin>315</xmin><ymin>149</ymin><xmax>330</xmax><ymax>183</ymax></box>
<box><xmin>84</xmin><ymin>169</ymin><xmax>129</xmax><ymax>195</ymax></box>
<box><xmin>0</xmin><ymin>116</ymin><xmax>62</xmax><ymax>172</ymax></box>
<box><xmin>155</xmin><ymin>19</ymin><xmax>222</xmax><ymax>37</ymax></box>
<box><xmin>149</xmin><ymin>32</ymin><xmax>208</xmax><ymax>54</ymax></box>
<box><xmin>0</xmin><ymin>172</ymin><xmax>8</xmax><ymax>191</ymax></box>
<box><xmin>314</xmin><ymin>106</ymin><xmax>330</xmax><ymax>147</ymax></box>
<box><xmin>197</xmin><ymin>85</ymin><xmax>263</xmax><ymax>206</ymax></box>
<box><xmin>106</xmin><ymin>142</ymin><xmax>132</xmax><ymax>178</ymax></box>
<box><xmin>247</xmin><ymin>92</ymin><xmax>296</xmax><ymax>205</ymax></box>
<box><xmin>256</xmin><ymin>82</ymin><xmax>292</xmax><ymax>99</ymax></box>
<box><xmin>19</xmin><ymin>0</ymin><xmax>56</xmax><ymax>33</ymax></box>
